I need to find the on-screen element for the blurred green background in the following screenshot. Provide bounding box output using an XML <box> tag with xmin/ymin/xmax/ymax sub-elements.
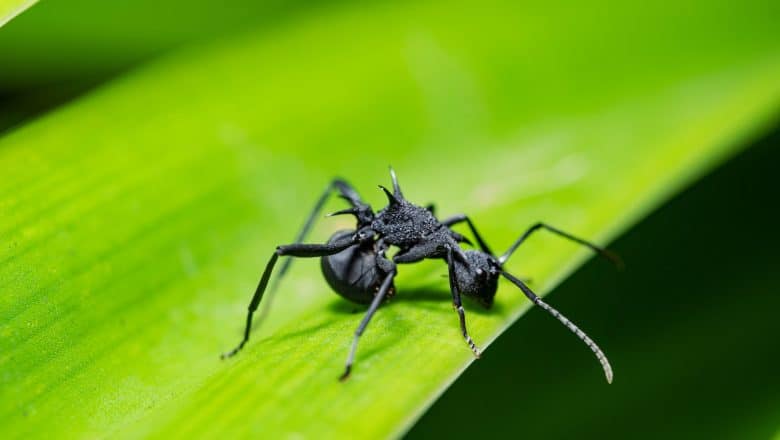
<box><xmin>0</xmin><ymin>0</ymin><xmax>305</xmax><ymax>131</ymax></box>
<box><xmin>2</xmin><ymin>0</ymin><xmax>778</xmax><ymax>134</ymax></box>
<box><xmin>1</xmin><ymin>0</ymin><xmax>779</xmax><ymax>438</ymax></box>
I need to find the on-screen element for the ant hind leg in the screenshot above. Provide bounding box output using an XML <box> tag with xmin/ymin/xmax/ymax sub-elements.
<box><xmin>222</xmin><ymin>236</ymin><xmax>358</xmax><ymax>359</ymax></box>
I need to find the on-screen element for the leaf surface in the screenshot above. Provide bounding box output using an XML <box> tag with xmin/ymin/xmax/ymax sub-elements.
<box><xmin>0</xmin><ymin>0</ymin><xmax>778</xmax><ymax>438</ymax></box>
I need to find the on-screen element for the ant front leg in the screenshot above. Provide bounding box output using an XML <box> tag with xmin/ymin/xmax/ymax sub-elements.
<box><xmin>222</xmin><ymin>234</ymin><xmax>359</xmax><ymax>359</ymax></box>
<box><xmin>340</xmin><ymin>248</ymin><xmax>396</xmax><ymax>381</ymax></box>
<box><xmin>446</xmin><ymin>247</ymin><xmax>482</xmax><ymax>358</ymax></box>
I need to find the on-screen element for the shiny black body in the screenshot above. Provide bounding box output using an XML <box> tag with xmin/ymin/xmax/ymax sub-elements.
<box><xmin>222</xmin><ymin>169</ymin><xmax>621</xmax><ymax>383</ymax></box>
<box><xmin>320</xmin><ymin>230</ymin><xmax>392</xmax><ymax>304</ymax></box>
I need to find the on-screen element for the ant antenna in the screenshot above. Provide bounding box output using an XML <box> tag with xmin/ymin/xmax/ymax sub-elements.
<box><xmin>498</xmin><ymin>223</ymin><xmax>623</xmax><ymax>269</ymax></box>
<box><xmin>501</xmin><ymin>270</ymin><xmax>613</xmax><ymax>384</ymax></box>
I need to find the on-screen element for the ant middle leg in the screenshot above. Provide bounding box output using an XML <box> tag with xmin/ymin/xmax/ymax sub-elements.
<box><xmin>222</xmin><ymin>235</ymin><xmax>359</xmax><ymax>359</ymax></box>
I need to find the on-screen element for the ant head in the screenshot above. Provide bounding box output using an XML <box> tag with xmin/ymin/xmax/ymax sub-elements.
<box><xmin>455</xmin><ymin>251</ymin><xmax>501</xmax><ymax>309</ymax></box>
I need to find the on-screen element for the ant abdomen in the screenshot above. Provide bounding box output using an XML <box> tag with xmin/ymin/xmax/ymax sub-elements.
<box><xmin>321</xmin><ymin>230</ymin><xmax>393</xmax><ymax>304</ymax></box>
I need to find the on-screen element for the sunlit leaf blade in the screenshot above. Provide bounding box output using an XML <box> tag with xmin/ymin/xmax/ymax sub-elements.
<box><xmin>0</xmin><ymin>0</ymin><xmax>35</xmax><ymax>28</ymax></box>
<box><xmin>1</xmin><ymin>0</ymin><xmax>779</xmax><ymax>438</ymax></box>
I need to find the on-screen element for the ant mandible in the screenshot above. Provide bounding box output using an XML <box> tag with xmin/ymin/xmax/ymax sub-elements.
<box><xmin>222</xmin><ymin>168</ymin><xmax>620</xmax><ymax>383</ymax></box>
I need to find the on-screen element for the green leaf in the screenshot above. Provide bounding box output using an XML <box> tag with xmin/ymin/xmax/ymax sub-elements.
<box><xmin>1</xmin><ymin>0</ymin><xmax>778</xmax><ymax>438</ymax></box>
<box><xmin>0</xmin><ymin>0</ymin><xmax>36</xmax><ymax>28</ymax></box>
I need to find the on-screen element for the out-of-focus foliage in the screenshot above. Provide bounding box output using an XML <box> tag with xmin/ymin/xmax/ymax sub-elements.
<box><xmin>0</xmin><ymin>0</ymin><xmax>778</xmax><ymax>438</ymax></box>
<box><xmin>0</xmin><ymin>0</ymin><xmax>326</xmax><ymax>133</ymax></box>
<box><xmin>0</xmin><ymin>0</ymin><xmax>323</xmax><ymax>87</ymax></box>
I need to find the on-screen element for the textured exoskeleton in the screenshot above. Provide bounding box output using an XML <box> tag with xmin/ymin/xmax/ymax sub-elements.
<box><xmin>223</xmin><ymin>169</ymin><xmax>621</xmax><ymax>382</ymax></box>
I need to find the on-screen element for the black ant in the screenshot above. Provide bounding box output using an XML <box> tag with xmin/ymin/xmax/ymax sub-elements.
<box><xmin>222</xmin><ymin>169</ymin><xmax>620</xmax><ymax>382</ymax></box>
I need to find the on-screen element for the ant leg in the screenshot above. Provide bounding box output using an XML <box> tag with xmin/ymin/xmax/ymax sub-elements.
<box><xmin>393</xmin><ymin>237</ymin><xmax>467</xmax><ymax>264</ymax></box>
<box><xmin>257</xmin><ymin>179</ymin><xmax>367</xmax><ymax>330</ymax></box>
<box><xmin>446</xmin><ymin>247</ymin><xmax>482</xmax><ymax>358</ymax></box>
<box><xmin>498</xmin><ymin>222</ymin><xmax>622</xmax><ymax>268</ymax></box>
<box><xmin>501</xmin><ymin>270</ymin><xmax>613</xmax><ymax>383</ymax></box>
<box><xmin>393</xmin><ymin>241</ymin><xmax>440</xmax><ymax>264</ymax></box>
<box><xmin>340</xmin><ymin>259</ymin><xmax>396</xmax><ymax>381</ymax></box>
<box><xmin>274</xmin><ymin>178</ymin><xmax>365</xmax><ymax>288</ymax></box>
<box><xmin>222</xmin><ymin>235</ymin><xmax>358</xmax><ymax>359</ymax></box>
<box><xmin>441</xmin><ymin>214</ymin><xmax>494</xmax><ymax>256</ymax></box>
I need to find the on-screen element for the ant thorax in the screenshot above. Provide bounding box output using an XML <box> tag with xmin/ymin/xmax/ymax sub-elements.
<box><xmin>372</xmin><ymin>193</ymin><xmax>441</xmax><ymax>249</ymax></box>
